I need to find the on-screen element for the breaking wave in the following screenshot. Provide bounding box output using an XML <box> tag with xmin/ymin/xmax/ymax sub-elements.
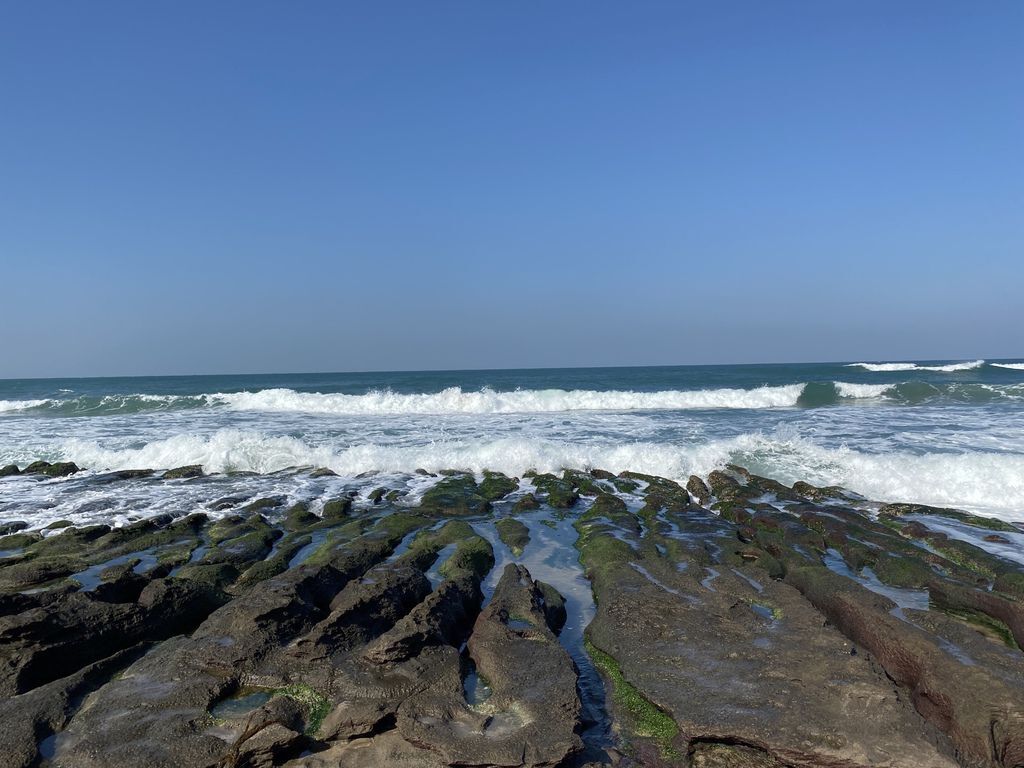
<box><xmin>53</xmin><ymin>428</ymin><xmax>1024</xmax><ymax>518</ymax></box>
<box><xmin>0</xmin><ymin>399</ymin><xmax>50</xmax><ymax>413</ymax></box>
<box><xmin>212</xmin><ymin>385</ymin><xmax>810</xmax><ymax>414</ymax></box>
<box><xmin>846</xmin><ymin>360</ymin><xmax>986</xmax><ymax>372</ymax></box>
<box><xmin>4</xmin><ymin>380</ymin><xmax>1024</xmax><ymax>417</ymax></box>
<box><xmin>992</xmin><ymin>363</ymin><xmax>1024</xmax><ymax>370</ymax></box>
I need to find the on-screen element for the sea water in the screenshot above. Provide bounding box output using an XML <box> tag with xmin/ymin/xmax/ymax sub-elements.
<box><xmin>1</xmin><ymin>360</ymin><xmax>1023</xmax><ymax>528</ymax></box>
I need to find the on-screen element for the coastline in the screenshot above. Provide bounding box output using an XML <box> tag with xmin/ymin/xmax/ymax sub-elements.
<box><xmin>2</xmin><ymin>462</ymin><xmax>1022</xmax><ymax>767</ymax></box>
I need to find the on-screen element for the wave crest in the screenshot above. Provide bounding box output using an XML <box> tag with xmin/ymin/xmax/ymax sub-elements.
<box><xmin>54</xmin><ymin>428</ymin><xmax>1024</xmax><ymax>518</ymax></box>
<box><xmin>846</xmin><ymin>360</ymin><xmax>986</xmax><ymax>372</ymax></box>
<box><xmin>0</xmin><ymin>399</ymin><xmax>51</xmax><ymax>413</ymax></box>
<box><xmin>212</xmin><ymin>385</ymin><xmax>808</xmax><ymax>414</ymax></box>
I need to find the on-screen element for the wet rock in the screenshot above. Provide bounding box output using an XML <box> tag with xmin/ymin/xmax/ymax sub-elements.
<box><xmin>22</xmin><ymin>461</ymin><xmax>80</xmax><ymax>477</ymax></box>
<box><xmin>282</xmin><ymin>502</ymin><xmax>318</xmax><ymax>530</ymax></box>
<box><xmin>162</xmin><ymin>464</ymin><xmax>204</xmax><ymax>479</ymax></box>
<box><xmin>363</xmin><ymin>574</ymin><xmax>482</xmax><ymax>664</ymax></box>
<box><xmin>396</xmin><ymin>564</ymin><xmax>582</xmax><ymax>767</ymax></box>
<box><xmin>579</xmin><ymin>507</ymin><xmax>959</xmax><ymax>766</ymax></box>
<box><xmin>0</xmin><ymin>464</ymin><xmax>20</xmax><ymax>477</ymax></box>
<box><xmin>309</xmin><ymin>467</ymin><xmax>337</xmax><ymax>478</ymax></box>
<box><xmin>792</xmin><ymin>480</ymin><xmax>850</xmax><ymax>502</ymax></box>
<box><xmin>690</xmin><ymin>741</ymin><xmax>785</xmax><ymax>767</ymax></box>
<box><xmin>929</xmin><ymin>579</ymin><xmax>1024</xmax><ymax>650</ymax></box>
<box><xmin>786</xmin><ymin>562</ymin><xmax>1024</xmax><ymax>766</ymax></box>
<box><xmin>0</xmin><ymin>521</ymin><xmax>28</xmax><ymax>536</ymax></box>
<box><xmin>478</xmin><ymin>470</ymin><xmax>518</xmax><ymax>501</ymax></box>
<box><xmin>0</xmin><ymin>576</ymin><xmax>226</xmax><ymax>696</ymax></box>
<box><xmin>321</xmin><ymin>496</ymin><xmax>352</xmax><ymax>520</ymax></box>
<box><xmin>536</xmin><ymin>579</ymin><xmax>567</xmax><ymax>633</ymax></box>
<box><xmin>419</xmin><ymin>473</ymin><xmax>491</xmax><ymax>516</ymax></box>
<box><xmin>687</xmin><ymin>475</ymin><xmax>711</xmax><ymax>505</ymax></box>
<box><xmin>495</xmin><ymin>517</ymin><xmax>530</xmax><ymax>555</ymax></box>
<box><xmin>210</xmin><ymin>494</ymin><xmax>250</xmax><ymax>511</ymax></box>
<box><xmin>531</xmin><ymin>473</ymin><xmax>580</xmax><ymax>508</ymax></box>
<box><xmin>91</xmin><ymin>468</ymin><xmax>155</xmax><ymax>483</ymax></box>
<box><xmin>0</xmin><ymin>644</ymin><xmax>147</xmax><ymax>768</ymax></box>
<box><xmin>292</xmin><ymin>563</ymin><xmax>431</xmax><ymax>657</ymax></box>
<box><xmin>511</xmin><ymin>492</ymin><xmax>540</xmax><ymax>514</ymax></box>
<box><xmin>242</xmin><ymin>496</ymin><xmax>286</xmax><ymax>513</ymax></box>
<box><xmin>879</xmin><ymin>502</ymin><xmax>1020</xmax><ymax>532</ymax></box>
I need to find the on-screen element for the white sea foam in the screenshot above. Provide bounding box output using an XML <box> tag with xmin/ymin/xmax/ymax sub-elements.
<box><xmin>846</xmin><ymin>360</ymin><xmax>986</xmax><ymax>372</ymax></box>
<box><xmin>211</xmin><ymin>384</ymin><xmax>808</xmax><ymax>414</ymax></box>
<box><xmin>55</xmin><ymin>428</ymin><xmax>1024</xmax><ymax>520</ymax></box>
<box><xmin>0</xmin><ymin>399</ymin><xmax>50</xmax><ymax>413</ymax></box>
<box><xmin>833</xmin><ymin>382</ymin><xmax>895</xmax><ymax>399</ymax></box>
<box><xmin>992</xmin><ymin>363</ymin><xmax>1024</xmax><ymax>370</ymax></box>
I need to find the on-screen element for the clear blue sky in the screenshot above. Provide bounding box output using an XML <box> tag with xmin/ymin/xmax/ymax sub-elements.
<box><xmin>1</xmin><ymin>2</ymin><xmax>1021</xmax><ymax>377</ymax></box>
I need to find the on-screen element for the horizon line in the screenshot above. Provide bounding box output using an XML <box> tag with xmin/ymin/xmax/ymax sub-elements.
<box><xmin>1</xmin><ymin>356</ymin><xmax>1020</xmax><ymax>383</ymax></box>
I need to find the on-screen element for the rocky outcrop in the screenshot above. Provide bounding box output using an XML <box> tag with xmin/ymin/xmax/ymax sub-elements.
<box><xmin>0</xmin><ymin>466</ymin><xmax>1021</xmax><ymax>767</ymax></box>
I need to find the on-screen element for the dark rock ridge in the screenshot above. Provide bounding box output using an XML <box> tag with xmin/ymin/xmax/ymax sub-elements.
<box><xmin>0</xmin><ymin>465</ymin><xmax>1022</xmax><ymax>766</ymax></box>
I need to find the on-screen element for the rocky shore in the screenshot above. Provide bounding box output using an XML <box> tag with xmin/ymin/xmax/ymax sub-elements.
<box><xmin>1</xmin><ymin>462</ymin><xmax>1023</xmax><ymax>767</ymax></box>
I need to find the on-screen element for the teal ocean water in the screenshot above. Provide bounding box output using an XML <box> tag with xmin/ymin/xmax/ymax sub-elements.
<box><xmin>2</xmin><ymin>359</ymin><xmax>1024</xmax><ymax>525</ymax></box>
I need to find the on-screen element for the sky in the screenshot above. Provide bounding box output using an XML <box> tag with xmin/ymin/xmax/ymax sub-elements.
<box><xmin>1</xmin><ymin>2</ymin><xmax>1021</xmax><ymax>378</ymax></box>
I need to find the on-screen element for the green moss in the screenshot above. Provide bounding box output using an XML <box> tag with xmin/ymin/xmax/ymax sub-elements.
<box><xmin>0</xmin><ymin>532</ymin><xmax>42</xmax><ymax>549</ymax></box>
<box><xmin>530</xmin><ymin>474</ymin><xmax>579</xmax><ymax>509</ymax></box>
<box><xmin>750</xmin><ymin>601</ymin><xmax>784</xmax><ymax>620</ymax></box>
<box><xmin>320</xmin><ymin>497</ymin><xmax>352</xmax><ymax>520</ymax></box>
<box><xmin>994</xmin><ymin>572</ymin><xmax>1024</xmax><ymax>601</ymax></box>
<box><xmin>440</xmin><ymin>536</ymin><xmax>494</xmax><ymax>580</ymax></box>
<box><xmin>871</xmin><ymin>553</ymin><xmax>934</xmax><ymax>589</ymax></box>
<box><xmin>575</xmin><ymin>529</ymin><xmax>634</xmax><ymax>579</ymax></box>
<box><xmin>540</xmin><ymin>519</ymin><xmax>557</xmax><ymax>529</ymax></box>
<box><xmin>478</xmin><ymin>471</ymin><xmax>518</xmax><ymax>501</ymax></box>
<box><xmin>933</xmin><ymin>542</ymin><xmax>998</xmax><ymax>580</ymax></box>
<box><xmin>511</xmin><ymin>493</ymin><xmax>540</xmax><ymax>514</ymax></box>
<box><xmin>585</xmin><ymin>640</ymin><xmax>679</xmax><ymax>758</ymax></box>
<box><xmin>495</xmin><ymin>518</ymin><xmax>529</xmax><ymax>556</ymax></box>
<box><xmin>879</xmin><ymin>503</ymin><xmax>1019</xmax><ymax>533</ymax></box>
<box><xmin>940</xmin><ymin>607</ymin><xmax>1020</xmax><ymax>650</ymax></box>
<box><xmin>376</xmin><ymin>512</ymin><xmax>427</xmax><ymax>541</ymax></box>
<box><xmin>274</xmin><ymin>684</ymin><xmax>331</xmax><ymax>735</ymax></box>
<box><xmin>610</xmin><ymin>477</ymin><xmax>640</xmax><ymax>494</ymax></box>
<box><xmin>419</xmin><ymin>474</ymin><xmax>491</xmax><ymax>516</ymax></box>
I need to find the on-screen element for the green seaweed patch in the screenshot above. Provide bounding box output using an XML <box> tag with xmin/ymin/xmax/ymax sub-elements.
<box><xmin>750</xmin><ymin>600</ymin><xmax>784</xmax><ymax>621</ymax></box>
<box><xmin>540</xmin><ymin>518</ymin><xmax>557</xmax><ymax>529</ymax></box>
<box><xmin>585</xmin><ymin>640</ymin><xmax>680</xmax><ymax>758</ymax></box>
<box><xmin>994</xmin><ymin>572</ymin><xmax>1024</xmax><ymax>601</ymax></box>
<box><xmin>932</xmin><ymin>542</ymin><xmax>999</xmax><ymax>581</ymax></box>
<box><xmin>479</xmin><ymin>471</ymin><xmax>519</xmax><ymax>502</ymax></box>
<box><xmin>940</xmin><ymin>607</ymin><xmax>1020</xmax><ymax>650</ymax></box>
<box><xmin>879</xmin><ymin>503</ymin><xmax>1020</xmax><ymax>533</ymax></box>
<box><xmin>494</xmin><ymin>518</ymin><xmax>529</xmax><ymax>556</ymax></box>
<box><xmin>440</xmin><ymin>536</ymin><xmax>495</xmax><ymax>580</ymax></box>
<box><xmin>274</xmin><ymin>684</ymin><xmax>331</xmax><ymax>735</ymax></box>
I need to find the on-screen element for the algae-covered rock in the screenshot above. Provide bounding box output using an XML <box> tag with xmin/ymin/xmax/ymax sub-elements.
<box><xmin>419</xmin><ymin>474</ymin><xmax>491</xmax><ymax>516</ymax></box>
<box><xmin>687</xmin><ymin>475</ymin><xmax>712</xmax><ymax>505</ymax></box>
<box><xmin>22</xmin><ymin>461</ymin><xmax>80</xmax><ymax>478</ymax></box>
<box><xmin>495</xmin><ymin>517</ymin><xmax>530</xmax><ymax>556</ymax></box>
<box><xmin>478</xmin><ymin>470</ymin><xmax>518</xmax><ymax>501</ymax></box>
<box><xmin>320</xmin><ymin>497</ymin><xmax>352</xmax><ymax>521</ymax></box>
<box><xmin>162</xmin><ymin>464</ymin><xmax>203</xmax><ymax>479</ymax></box>
<box><xmin>879</xmin><ymin>502</ymin><xmax>1020</xmax><ymax>532</ymax></box>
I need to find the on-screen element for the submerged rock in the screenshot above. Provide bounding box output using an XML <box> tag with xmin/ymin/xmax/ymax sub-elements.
<box><xmin>21</xmin><ymin>461</ymin><xmax>80</xmax><ymax>478</ymax></box>
<box><xmin>162</xmin><ymin>464</ymin><xmax>203</xmax><ymax>479</ymax></box>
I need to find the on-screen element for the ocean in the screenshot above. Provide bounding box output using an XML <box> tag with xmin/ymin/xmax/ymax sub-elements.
<box><xmin>2</xmin><ymin>359</ymin><xmax>1023</xmax><ymax>528</ymax></box>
